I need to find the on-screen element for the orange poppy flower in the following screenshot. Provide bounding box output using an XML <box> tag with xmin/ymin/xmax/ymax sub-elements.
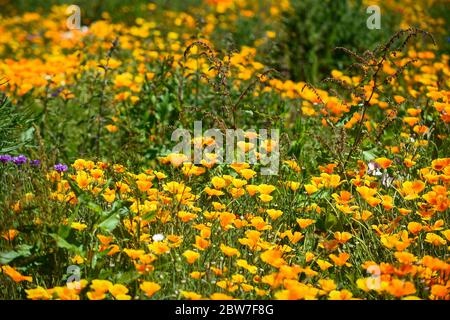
<box><xmin>240</xmin><ymin>169</ymin><xmax>256</xmax><ymax>180</ymax></box>
<box><xmin>245</xmin><ymin>184</ymin><xmax>259</xmax><ymax>196</ymax></box>
<box><xmin>329</xmin><ymin>252</ymin><xmax>351</xmax><ymax>267</ymax></box>
<box><xmin>386</xmin><ymin>279</ymin><xmax>416</xmax><ymax>297</ymax></box>
<box><xmin>356</xmin><ymin>186</ymin><xmax>381</xmax><ymax>206</ymax></box>
<box><xmin>431</xmin><ymin>158</ymin><xmax>450</xmax><ymax>171</ymax></box>
<box><xmin>296</xmin><ymin>218</ymin><xmax>316</xmax><ymax>229</ymax></box>
<box><xmin>394</xmin><ymin>95</ymin><xmax>405</xmax><ymax>104</ymax></box>
<box><xmin>266</xmin><ymin>209</ymin><xmax>283</xmax><ymax>220</ymax></box>
<box><xmin>316</xmin><ymin>259</ymin><xmax>333</xmax><ymax>271</ymax></box>
<box><xmin>193</xmin><ymin>236</ymin><xmax>210</xmax><ymax>250</ymax></box>
<box><xmin>211</xmin><ymin>176</ymin><xmax>226</xmax><ymax>189</ymax></box>
<box><xmin>304</xmin><ymin>184</ymin><xmax>318</xmax><ymax>194</ymax></box>
<box><xmin>181</xmin><ymin>291</ymin><xmax>203</xmax><ymax>300</ymax></box>
<box><xmin>140</xmin><ymin>281</ymin><xmax>161</xmax><ymax>297</ymax></box>
<box><xmin>332</xmin><ymin>190</ymin><xmax>353</xmax><ymax>204</ymax></box>
<box><xmin>260</xmin><ymin>248</ymin><xmax>285</xmax><ymax>268</ymax></box>
<box><xmin>257</xmin><ymin>184</ymin><xmax>276</xmax><ymax>195</ymax></box>
<box><xmin>1</xmin><ymin>265</ymin><xmax>33</xmax><ymax>283</ymax></box>
<box><xmin>375</xmin><ymin>157</ymin><xmax>393</xmax><ymax>169</ymax></box>
<box><xmin>400</xmin><ymin>180</ymin><xmax>425</xmax><ymax>200</ymax></box>
<box><xmin>334</xmin><ymin>231</ymin><xmax>352</xmax><ymax>244</ymax></box>
<box><xmin>394</xmin><ymin>251</ymin><xmax>416</xmax><ymax>264</ymax></box>
<box><xmin>220</xmin><ymin>244</ymin><xmax>241</xmax><ymax>257</ymax></box>
<box><xmin>183</xmin><ymin>250</ymin><xmax>200</xmax><ymax>264</ymax></box>
<box><xmin>2</xmin><ymin>229</ymin><xmax>19</xmax><ymax>241</ymax></box>
<box><xmin>407</xmin><ymin>222</ymin><xmax>423</xmax><ymax>234</ymax></box>
<box><xmin>167</xmin><ymin>153</ymin><xmax>189</xmax><ymax>167</ymax></box>
<box><xmin>259</xmin><ymin>194</ymin><xmax>273</xmax><ymax>202</ymax></box>
<box><xmin>210</xmin><ymin>293</ymin><xmax>234</xmax><ymax>300</ymax></box>
<box><xmin>329</xmin><ymin>289</ymin><xmax>354</xmax><ymax>300</ymax></box>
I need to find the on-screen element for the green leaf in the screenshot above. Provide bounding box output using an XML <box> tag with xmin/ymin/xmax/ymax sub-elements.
<box><xmin>0</xmin><ymin>251</ymin><xmax>22</xmax><ymax>264</ymax></box>
<box><xmin>66</xmin><ymin>178</ymin><xmax>83</xmax><ymax>198</ymax></box>
<box><xmin>362</xmin><ymin>149</ymin><xmax>377</xmax><ymax>162</ymax></box>
<box><xmin>57</xmin><ymin>225</ymin><xmax>72</xmax><ymax>239</ymax></box>
<box><xmin>98</xmin><ymin>213</ymin><xmax>120</xmax><ymax>232</ymax></box>
<box><xmin>141</xmin><ymin>210</ymin><xmax>157</xmax><ymax>221</ymax></box>
<box><xmin>244</xmin><ymin>110</ymin><xmax>254</xmax><ymax>117</ymax></box>
<box><xmin>96</xmin><ymin>201</ymin><xmax>127</xmax><ymax>231</ymax></box>
<box><xmin>0</xmin><ymin>245</ymin><xmax>32</xmax><ymax>264</ymax></box>
<box><xmin>324</xmin><ymin>212</ymin><xmax>338</xmax><ymax>230</ymax></box>
<box><xmin>114</xmin><ymin>271</ymin><xmax>141</xmax><ymax>284</ymax></box>
<box><xmin>20</xmin><ymin>126</ymin><xmax>35</xmax><ymax>144</ymax></box>
<box><xmin>49</xmin><ymin>233</ymin><xmax>82</xmax><ymax>254</ymax></box>
<box><xmin>15</xmin><ymin>244</ymin><xmax>33</xmax><ymax>255</ymax></box>
<box><xmin>87</xmin><ymin>202</ymin><xmax>103</xmax><ymax>214</ymax></box>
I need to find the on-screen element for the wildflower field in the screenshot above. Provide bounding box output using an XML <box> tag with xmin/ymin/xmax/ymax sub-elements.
<box><xmin>0</xmin><ymin>0</ymin><xmax>449</xmax><ymax>301</ymax></box>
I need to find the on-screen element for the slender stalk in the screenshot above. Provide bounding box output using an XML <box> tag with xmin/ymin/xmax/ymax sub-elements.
<box><xmin>96</xmin><ymin>37</ymin><xmax>119</xmax><ymax>157</ymax></box>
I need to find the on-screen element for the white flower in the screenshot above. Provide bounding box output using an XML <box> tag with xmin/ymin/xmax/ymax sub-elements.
<box><xmin>152</xmin><ymin>233</ymin><xmax>165</xmax><ymax>242</ymax></box>
<box><xmin>368</xmin><ymin>161</ymin><xmax>382</xmax><ymax>176</ymax></box>
<box><xmin>382</xmin><ymin>173</ymin><xmax>394</xmax><ymax>188</ymax></box>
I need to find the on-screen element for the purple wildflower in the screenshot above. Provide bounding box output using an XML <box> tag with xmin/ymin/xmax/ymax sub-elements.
<box><xmin>54</xmin><ymin>163</ymin><xmax>68</xmax><ymax>172</ymax></box>
<box><xmin>12</xmin><ymin>155</ymin><xmax>27</xmax><ymax>165</ymax></box>
<box><xmin>30</xmin><ymin>159</ymin><xmax>41</xmax><ymax>166</ymax></box>
<box><xmin>51</xmin><ymin>87</ymin><xmax>64</xmax><ymax>97</ymax></box>
<box><xmin>0</xmin><ymin>155</ymin><xmax>12</xmax><ymax>163</ymax></box>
